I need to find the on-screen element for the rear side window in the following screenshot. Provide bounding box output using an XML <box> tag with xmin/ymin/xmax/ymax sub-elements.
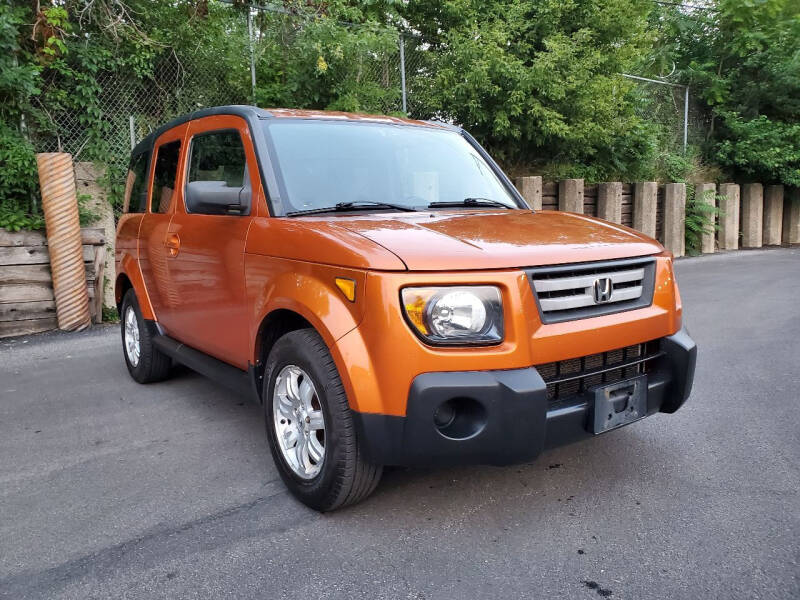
<box><xmin>151</xmin><ymin>140</ymin><xmax>182</xmax><ymax>213</ymax></box>
<box><xmin>123</xmin><ymin>152</ymin><xmax>149</xmax><ymax>214</ymax></box>
<box><xmin>188</xmin><ymin>130</ymin><xmax>248</xmax><ymax>189</ymax></box>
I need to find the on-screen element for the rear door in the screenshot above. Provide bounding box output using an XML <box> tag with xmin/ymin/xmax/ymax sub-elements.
<box><xmin>156</xmin><ymin>116</ymin><xmax>260</xmax><ymax>369</ymax></box>
<box><xmin>115</xmin><ymin>150</ymin><xmax>150</xmax><ymax>276</ymax></box>
<box><xmin>138</xmin><ymin>126</ymin><xmax>187</xmax><ymax>322</ymax></box>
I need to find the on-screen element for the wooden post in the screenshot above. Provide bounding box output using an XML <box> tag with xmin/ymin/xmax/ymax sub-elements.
<box><xmin>783</xmin><ymin>187</ymin><xmax>800</xmax><ymax>245</ymax></box>
<box><xmin>741</xmin><ymin>183</ymin><xmax>764</xmax><ymax>248</ymax></box>
<box><xmin>695</xmin><ymin>183</ymin><xmax>716</xmax><ymax>254</ymax></box>
<box><xmin>664</xmin><ymin>183</ymin><xmax>686</xmax><ymax>257</ymax></box>
<box><xmin>515</xmin><ymin>176</ymin><xmax>542</xmax><ymax>210</ymax></box>
<box><xmin>92</xmin><ymin>245</ymin><xmax>106</xmax><ymax>324</ymax></box>
<box><xmin>718</xmin><ymin>183</ymin><xmax>740</xmax><ymax>250</ymax></box>
<box><xmin>763</xmin><ymin>185</ymin><xmax>784</xmax><ymax>246</ymax></box>
<box><xmin>633</xmin><ymin>182</ymin><xmax>657</xmax><ymax>238</ymax></box>
<box><xmin>558</xmin><ymin>179</ymin><xmax>584</xmax><ymax>214</ymax></box>
<box><xmin>597</xmin><ymin>182</ymin><xmax>622</xmax><ymax>224</ymax></box>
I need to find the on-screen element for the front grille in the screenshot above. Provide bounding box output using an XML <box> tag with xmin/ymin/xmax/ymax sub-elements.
<box><xmin>528</xmin><ymin>257</ymin><xmax>656</xmax><ymax>324</ymax></box>
<box><xmin>536</xmin><ymin>340</ymin><xmax>663</xmax><ymax>402</ymax></box>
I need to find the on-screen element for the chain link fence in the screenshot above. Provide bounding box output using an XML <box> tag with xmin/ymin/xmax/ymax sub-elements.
<box><xmin>27</xmin><ymin>5</ymin><xmax>418</xmax><ymax>179</ymax></box>
<box><xmin>33</xmin><ymin>56</ymin><xmax>249</xmax><ymax>173</ymax></box>
<box><xmin>625</xmin><ymin>74</ymin><xmax>708</xmax><ymax>155</ymax></box>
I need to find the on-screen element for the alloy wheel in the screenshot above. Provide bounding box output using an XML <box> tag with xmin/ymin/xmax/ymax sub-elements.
<box><xmin>124</xmin><ymin>306</ymin><xmax>141</xmax><ymax>367</ymax></box>
<box><xmin>272</xmin><ymin>365</ymin><xmax>326</xmax><ymax>479</ymax></box>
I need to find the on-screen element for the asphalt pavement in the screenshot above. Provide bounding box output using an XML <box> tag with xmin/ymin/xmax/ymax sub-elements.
<box><xmin>1</xmin><ymin>248</ymin><xmax>798</xmax><ymax>599</ymax></box>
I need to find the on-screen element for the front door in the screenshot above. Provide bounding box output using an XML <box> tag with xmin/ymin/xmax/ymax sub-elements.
<box><xmin>156</xmin><ymin>116</ymin><xmax>261</xmax><ymax>369</ymax></box>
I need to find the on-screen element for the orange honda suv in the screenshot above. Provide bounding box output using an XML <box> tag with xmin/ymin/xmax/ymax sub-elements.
<box><xmin>115</xmin><ymin>106</ymin><xmax>696</xmax><ymax>511</ymax></box>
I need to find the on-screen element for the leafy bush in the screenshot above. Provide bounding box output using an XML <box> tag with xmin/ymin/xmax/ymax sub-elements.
<box><xmin>0</xmin><ymin>123</ymin><xmax>39</xmax><ymax>215</ymax></box>
<box><xmin>101</xmin><ymin>306</ymin><xmax>119</xmax><ymax>323</ymax></box>
<box><xmin>0</xmin><ymin>4</ymin><xmax>42</xmax><ymax>223</ymax></box>
<box><xmin>715</xmin><ymin>114</ymin><xmax>800</xmax><ymax>186</ymax></box>
<box><xmin>656</xmin><ymin>0</ymin><xmax>800</xmax><ymax>186</ymax></box>
<box><xmin>0</xmin><ymin>204</ymin><xmax>44</xmax><ymax>232</ymax></box>
<box><xmin>684</xmin><ymin>187</ymin><xmax>720</xmax><ymax>256</ymax></box>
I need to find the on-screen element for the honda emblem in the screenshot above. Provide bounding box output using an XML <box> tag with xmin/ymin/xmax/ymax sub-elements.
<box><xmin>593</xmin><ymin>277</ymin><xmax>613</xmax><ymax>304</ymax></box>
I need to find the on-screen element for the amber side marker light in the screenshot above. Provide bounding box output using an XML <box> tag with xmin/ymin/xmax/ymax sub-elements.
<box><xmin>403</xmin><ymin>292</ymin><xmax>430</xmax><ymax>335</ymax></box>
<box><xmin>335</xmin><ymin>278</ymin><xmax>356</xmax><ymax>302</ymax></box>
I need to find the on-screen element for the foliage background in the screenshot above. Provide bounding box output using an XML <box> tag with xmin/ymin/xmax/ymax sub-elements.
<box><xmin>1</xmin><ymin>0</ymin><xmax>798</xmax><ymax>229</ymax></box>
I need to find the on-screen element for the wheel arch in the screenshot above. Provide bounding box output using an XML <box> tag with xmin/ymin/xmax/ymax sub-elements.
<box><xmin>115</xmin><ymin>253</ymin><xmax>156</xmax><ymax>320</ymax></box>
<box><xmin>253</xmin><ymin>308</ymin><xmax>314</xmax><ymax>375</ymax></box>
<box><xmin>250</xmin><ymin>301</ymin><xmax>361</xmax><ymax>409</ymax></box>
<box><xmin>115</xmin><ymin>273</ymin><xmax>132</xmax><ymax>312</ymax></box>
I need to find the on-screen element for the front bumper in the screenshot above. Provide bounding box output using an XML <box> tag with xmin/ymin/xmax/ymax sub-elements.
<box><xmin>352</xmin><ymin>327</ymin><xmax>696</xmax><ymax>467</ymax></box>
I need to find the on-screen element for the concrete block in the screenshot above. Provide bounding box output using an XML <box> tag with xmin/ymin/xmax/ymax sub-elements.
<box><xmin>558</xmin><ymin>179</ymin><xmax>584</xmax><ymax>214</ymax></box>
<box><xmin>515</xmin><ymin>176</ymin><xmax>542</xmax><ymax>210</ymax></box>
<box><xmin>633</xmin><ymin>182</ymin><xmax>657</xmax><ymax>239</ymax></box>
<box><xmin>695</xmin><ymin>183</ymin><xmax>716</xmax><ymax>254</ymax></box>
<box><xmin>741</xmin><ymin>183</ymin><xmax>763</xmax><ymax>248</ymax></box>
<box><xmin>763</xmin><ymin>185</ymin><xmax>784</xmax><ymax>245</ymax></box>
<box><xmin>785</xmin><ymin>187</ymin><xmax>800</xmax><ymax>244</ymax></box>
<box><xmin>597</xmin><ymin>182</ymin><xmax>622</xmax><ymax>224</ymax></box>
<box><xmin>664</xmin><ymin>183</ymin><xmax>686</xmax><ymax>257</ymax></box>
<box><xmin>718</xmin><ymin>183</ymin><xmax>740</xmax><ymax>250</ymax></box>
<box><xmin>75</xmin><ymin>161</ymin><xmax>115</xmax><ymax>309</ymax></box>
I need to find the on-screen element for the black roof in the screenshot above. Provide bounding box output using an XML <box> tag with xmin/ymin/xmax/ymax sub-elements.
<box><xmin>131</xmin><ymin>105</ymin><xmax>271</xmax><ymax>157</ymax></box>
<box><xmin>129</xmin><ymin>105</ymin><xmax>460</xmax><ymax>159</ymax></box>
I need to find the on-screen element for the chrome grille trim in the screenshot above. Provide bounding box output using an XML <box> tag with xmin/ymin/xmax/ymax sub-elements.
<box><xmin>533</xmin><ymin>268</ymin><xmax>645</xmax><ymax>293</ymax></box>
<box><xmin>527</xmin><ymin>257</ymin><xmax>657</xmax><ymax>324</ymax></box>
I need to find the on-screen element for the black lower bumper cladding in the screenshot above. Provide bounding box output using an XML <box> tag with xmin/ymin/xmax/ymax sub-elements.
<box><xmin>353</xmin><ymin>327</ymin><xmax>697</xmax><ymax>467</ymax></box>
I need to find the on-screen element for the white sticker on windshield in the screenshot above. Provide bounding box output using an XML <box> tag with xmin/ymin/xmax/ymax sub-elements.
<box><xmin>413</xmin><ymin>172</ymin><xmax>439</xmax><ymax>204</ymax></box>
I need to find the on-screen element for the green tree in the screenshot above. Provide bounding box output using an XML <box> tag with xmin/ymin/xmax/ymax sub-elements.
<box><xmin>400</xmin><ymin>0</ymin><xmax>657</xmax><ymax>180</ymax></box>
<box><xmin>0</xmin><ymin>2</ymin><xmax>42</xmax><ymax>221</ymax></box>
<box><xmin>250</xmin><ymin>1</ymin><xmax>404</xmax><ymax>113</ymax></box>
<box><xmin>656</xmin><ymin>0</ymin><xmax>800</xmax><ymax>185</ymax></box>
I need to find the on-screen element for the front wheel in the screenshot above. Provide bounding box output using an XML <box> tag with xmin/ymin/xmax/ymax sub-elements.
<box><xmin>264</xmin><ymin>329</ymin><xmax>382</xmax><ymax>511</ymax></box>
<box><xmin>120</xmin><ymin>289</ymin><xmax>171</xmax><ymax>384</ymax></box>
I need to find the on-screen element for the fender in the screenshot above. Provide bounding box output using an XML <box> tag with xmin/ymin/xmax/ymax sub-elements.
<box><xmin>333</xmin><ymin>324</ymin><xmax>385</xmax><ymax>414</ymax></box>
<box><xmin>253</xmin><ymin>296</ymin><xmax>367</xmax><ymax>412</ymax></box>
<box><xmin>245</xmin><ymin>254</ymin><xmax>367</xmax><ymax>405</ymax></box>
<box><xmin>116</xmin><ymin>252</ymin><xmax>156</xmax><ymax>321</ymax></box>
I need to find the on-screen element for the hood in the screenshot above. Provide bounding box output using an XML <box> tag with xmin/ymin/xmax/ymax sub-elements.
<box><xmin>331</xmin><ymin>210</ymin><xmax>664</xmax><ymax>270</ymax></box>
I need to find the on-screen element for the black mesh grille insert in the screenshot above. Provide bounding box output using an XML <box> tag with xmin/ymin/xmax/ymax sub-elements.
<box><xmin>537</xmin><ymin>340</ymin><xmax>662</xmax><ymax>402</ymax></box>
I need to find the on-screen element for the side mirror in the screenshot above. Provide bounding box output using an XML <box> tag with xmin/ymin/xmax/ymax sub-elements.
<box><xmin>185</xmin><ymin>180</ymin><xmax>250</xmax><ymax>215</ymax></box>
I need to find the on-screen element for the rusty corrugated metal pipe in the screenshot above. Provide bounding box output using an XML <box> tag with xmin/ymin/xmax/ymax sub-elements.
<box><xmin>36</xmin><ymin>152</ymin><xmax>91</xmax><ymax>332</ymax></box>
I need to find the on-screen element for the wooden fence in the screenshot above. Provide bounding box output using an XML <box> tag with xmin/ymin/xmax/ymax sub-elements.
<box><xmin>0</xmin><ymin>176</ymin><xmax>798</xmax><ymax>340</ymax></box>
<box><xmin>515</xmin><ymin>177</ymin><xmax>800</xmax><ymax>257</ymax></box>
<box><xmin>0</xmin><ymin>228</ymin><xmax>106</xmax><ymax>338</ymax></box>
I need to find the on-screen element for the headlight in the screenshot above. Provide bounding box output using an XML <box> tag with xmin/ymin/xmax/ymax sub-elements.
<box><xmin>401</xmin><ymin>286</ymin><xmax>504</xmax><ymax>345</ymax></box>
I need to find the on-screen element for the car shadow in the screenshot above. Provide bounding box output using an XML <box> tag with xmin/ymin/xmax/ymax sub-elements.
<box><xmin>164</xmin><ymin>360</ymin><xmax>686</xmax><ymax>523</ymax></box>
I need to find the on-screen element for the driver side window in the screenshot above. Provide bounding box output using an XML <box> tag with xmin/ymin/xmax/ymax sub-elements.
<box><xmin>186</xmin><ymin>130</ymin><xmax>250</xmax><ymax>215</ymax></box>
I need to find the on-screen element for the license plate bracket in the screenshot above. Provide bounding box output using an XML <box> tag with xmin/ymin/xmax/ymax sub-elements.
<box><xmin>590</xmin><ymin>375</ymin><xmax>648</xmax><ymax>434</ymax></box>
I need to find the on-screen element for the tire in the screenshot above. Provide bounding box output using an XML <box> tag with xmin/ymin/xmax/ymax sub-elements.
<box><xmin>264</xmin><ymin>329</ymin><xmax>383</xmax><ymax>511</ymax></box>
<box><xmin>120</xmin><ymin>289</ymin><xmax>171</xmax><ymax>384</ymax></box>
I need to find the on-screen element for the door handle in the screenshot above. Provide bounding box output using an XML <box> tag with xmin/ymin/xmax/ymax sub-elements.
<box><xmin>165</xmin><ymin>233</ymin><xmax>180</xmax><ymax>257</ymax></box>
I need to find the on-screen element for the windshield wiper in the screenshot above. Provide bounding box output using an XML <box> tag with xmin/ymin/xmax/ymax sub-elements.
<box><xmin>285</xmin><ymin>201</ymin><xmax>418</xmax><ymax>217</ymax></box>
<box><xmin>427</xmin><ymin>197</ymin><xmax>515</xmax><ymax>209</ymax></box>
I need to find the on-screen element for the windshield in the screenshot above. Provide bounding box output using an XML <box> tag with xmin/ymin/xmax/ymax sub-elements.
<box><xmin>264</xmin><ymin>121</ymin><xmax>520</xmax><ymax>214</ymax></box>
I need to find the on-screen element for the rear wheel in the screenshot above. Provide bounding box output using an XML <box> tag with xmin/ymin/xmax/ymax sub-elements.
<box><xmin>264</xmin><ymin>329</ymin><xmax>382</xmax><ymax>511</ymax></box>
<box><xmin>120</xmin><ymin>289</ymin><xmax>171</xmax><ymax>383</ymax></box>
